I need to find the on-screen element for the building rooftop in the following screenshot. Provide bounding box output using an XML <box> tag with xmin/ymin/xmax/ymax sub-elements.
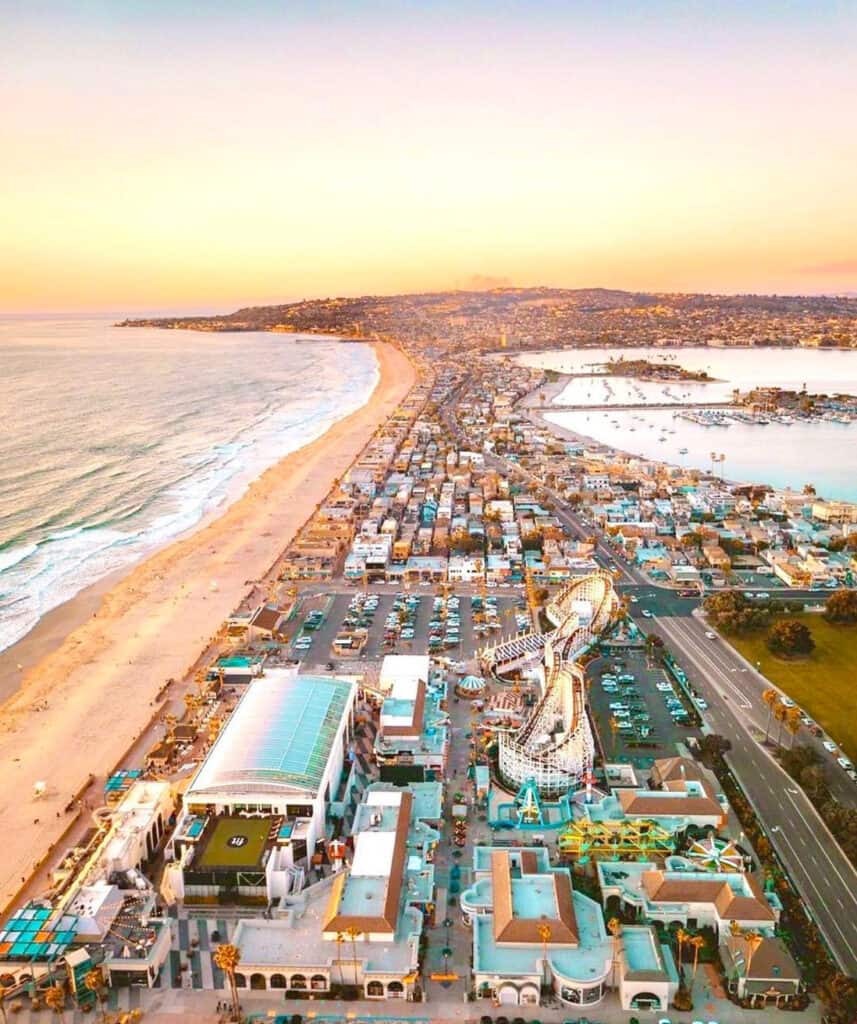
<box><xmin>323</xmin><ymin>791</ymin><xmax>412</xmax><ymax>936</ymax></box>
<box><xmin>599</xmin><ymin>860</ymin><xmax>777</xmax><ymax>925</ymax></box>
<box><xmin>187</xmin><ymin>670</ymin><xmax>353</xmax><ymax>799</ymax></box>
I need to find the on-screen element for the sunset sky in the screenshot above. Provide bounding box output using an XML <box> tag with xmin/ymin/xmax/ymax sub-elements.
<box><xmin>2</xmin><ymin>0</ymin><xmax>856</xmax><ymax>311</ymax></box>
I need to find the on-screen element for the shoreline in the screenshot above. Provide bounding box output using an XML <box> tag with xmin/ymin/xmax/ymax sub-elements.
<box><xmin>521</xmin><ymin>363</ymin><xmax>852</xmax><ymax>501</ymax></box>
<box><xmin>0</xmin><ymin>340</ymin><xmax>417</xmax><ymax>911</ymax></box>
<box><xmin>0</xmin><ymin>329</ymin><xmax>379</xmax><ymax>676</ymax></box>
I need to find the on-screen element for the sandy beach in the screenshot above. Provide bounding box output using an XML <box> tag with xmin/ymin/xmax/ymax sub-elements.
<box><xmin>0</xmin><ymin>340</ymin><xmax>416</xmax><ymax>910</ymax></box>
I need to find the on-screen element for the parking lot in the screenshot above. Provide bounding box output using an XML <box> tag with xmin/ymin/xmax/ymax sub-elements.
<box><xmin>587</xmin><ymin>648</ymin><xmax>702</xmax><ymax>771</ymax></box>
<box><xmin>286</xmin><ymin>588</ymin><xmax>521</xmax><ymax>666</ymax></box>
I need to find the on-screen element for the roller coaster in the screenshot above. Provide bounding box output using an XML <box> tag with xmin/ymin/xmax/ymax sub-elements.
<box><xmin>482</xmin><ymin>571</ymin><xmax>618</xmax><ymax>797</ymax></box>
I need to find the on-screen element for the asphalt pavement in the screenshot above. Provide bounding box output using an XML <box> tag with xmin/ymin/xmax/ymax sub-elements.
<box><xmin>644</xmin><ymin>612</ymin><xmax>857</xmax><ymax>976</ymax></box>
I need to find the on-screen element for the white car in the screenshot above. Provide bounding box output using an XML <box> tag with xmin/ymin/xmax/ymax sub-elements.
<box><xmin>705</xmin><ymin>630</ymin><xmax>717</xmax><ymax>640</ymax></box>
<box><xmin>629</xmin><ymin>595</ymin><xmax>639</xmax><ymax>603</ymax></box>
<box><xmin>694</xmin><ymin>697</ymin><xmax>709</xmax><ymax>711</ymax></box>
<box><xmin>837</xmin><ymin>757</ymin><xmax>854</xmax><ymax>771</ymax></box>
<box><xmin>781</xmin><ymin>696</ymin><xmax>796</xmax><ymax>708</ymax></box>
<box><xmin>656</xmin><ymin>682</ymin><xmax>674</xmax><ymax>692</ymax></box>
<box><xmin>823</xmin><ymin>740</ymin><xmax>838</xmax><ymax>753</ymax></box>
<box><xmin>641</xmin><ymin>609</ymin><xmax>653</xmax><ymax>618</ymax></box>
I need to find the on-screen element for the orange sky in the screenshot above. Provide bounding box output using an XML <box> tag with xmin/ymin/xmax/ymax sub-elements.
<box><xmin>2</xmin><ymin>2</ymin><xmax>856</xmax><ymax>311</ymax></box>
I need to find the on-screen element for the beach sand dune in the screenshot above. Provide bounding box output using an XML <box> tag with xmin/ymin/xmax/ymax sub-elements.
<box><xmin>0</xmin><ymin>340</ymin><xmax>415</xmax><ymax>909</ymax></box>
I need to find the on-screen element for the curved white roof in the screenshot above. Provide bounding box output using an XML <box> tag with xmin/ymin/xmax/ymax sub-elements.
<box><xmin>187</xmin><ymin>670</ymin><xmax>353</xmax><ymax>799</ymax></box>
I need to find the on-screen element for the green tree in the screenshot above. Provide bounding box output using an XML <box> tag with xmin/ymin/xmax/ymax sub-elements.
<box><xmin>703</xmin><ymin>590</ymin><xmax>770</xmax><ymax>634</ymax></box>
<box><xmin>767</xmin><ymin>619</ymin><xmax>815</xmax><ymax>657</ymax></box>
<box><xmin>696</xmin><ymin>734</ymin><xmax>731</xmax><ymax>767</ymax></box>
<box><xmin>824</xmin><ymin>589</ymin><xmax>857</xmax><ymax>624</ymax></box>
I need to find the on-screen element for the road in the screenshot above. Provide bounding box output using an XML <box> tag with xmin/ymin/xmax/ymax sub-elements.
<box><xmin>644</xmin><ymin>611</ymin><xmax>857</xmax><ymax>975</ymax></box>
<box><xmin>648</xmin><ymin>613</ymin><xmax>857</xmax><ymax>807</ymax></box>
<box><xmin>446</xmin><ymin>396</ymin><xmax>857</xmax><ymax>972</ymax></box>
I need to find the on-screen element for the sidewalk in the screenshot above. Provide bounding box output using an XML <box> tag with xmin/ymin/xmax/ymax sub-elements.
<box><xmin>3</xmin><ymin>985</ymin><xmax>824</xmax><ymax>1024</ymax></box>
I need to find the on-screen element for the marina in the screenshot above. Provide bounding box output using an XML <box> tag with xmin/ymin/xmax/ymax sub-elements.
<box><xmin>517</xmin><ymin>346</ymin><xmax>857</xmax><ymax>500</ymax></box>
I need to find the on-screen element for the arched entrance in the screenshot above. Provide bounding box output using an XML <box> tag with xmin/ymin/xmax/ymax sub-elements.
<box><xmin>367</xmin><ymin>980</ymin><xmax>384</xmax><ymax>997</ymax></box>
<box><xmin>631</xmin><ymin>992</ymin><xmax>661</xmax><ymax>1010</ymax></box>
<box><xmin>310</xmin><ymin>974</ymin><xmax>327</xmax><ymax>991</ymax></box>
<box><xmin>234</xmin><ymin>973</ymin><xmax>247</xmax><ymax>989</ymax></box>
<box><xmin>387</xmin><ymin>980</ymin><xmax>404</xmax><ymax>998</ymax></box>
<box><xmin>290</xmin><ymin>974</ymin><xmax>307</xmax><ymax>990</ymax></box>
<box><xmin>270</xmin><ymin>974</ymin><xmax>286</xmax><ymax>989</ymax></box>
<box><xmin>250</xmin><ymin>973</ymin><xmax>266</xmax><ymax>990</ymax></box>
<box><xmin>498</xmin><ymin>983</ymin><xmax>519</xmax><ymax>1005</ymax></box>
<box><xmin>520</xmin><ymin>983</ymin><xmax>539</xmax><ymax>1005</ymax></box>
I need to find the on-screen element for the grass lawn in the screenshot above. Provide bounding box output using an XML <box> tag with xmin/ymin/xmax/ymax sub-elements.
<box><xmin>728</xmin><ymin>613</ymin><xmax>857</xmax><ymax>760</ymax></box>
<box><xmin>196</xmin><ymin>816</ymin><xmax>272</xmax><ymax>869</ymax></box>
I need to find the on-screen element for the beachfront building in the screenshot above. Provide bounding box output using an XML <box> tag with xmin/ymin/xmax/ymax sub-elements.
<box><xmin>720</xmin><ymin>934</ymin><xmax>805</xmax><ymax>1008</ymax></box>
<box><xmin>165</xmin><ymin>669</ymin><xmax>355</xmax><ymax>905</ymax></box>
<box><xmin>231</xmin><ymin>783</ymin><xmax>438</xmax><ymax>999</ymax></box>
<box><xmin>461</xmin><ymin>846</ymin><xmax>611</xmax><ymax>1007</ymax></box>
<box><xmin>597</xmin><ymin>858</ymin><xmax>781</xmax><ymax>940</ymax></box>
<box><xmin>460</xmin><ymin>847</ymin><xmax>678</xmax><ymax>1011</ymax></box>
<box><xmin>374</xmin><ymin>657</ymin><xmax>448</xmax><ymax>782</ymax></box>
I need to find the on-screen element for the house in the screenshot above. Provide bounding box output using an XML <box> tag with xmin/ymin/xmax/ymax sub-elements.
<box><xmin>720</xmin><ymin>934</ymin><xmax>804</xmax><ymax>1009</ymax></box>
<box><xmin>598</xmin><ymin>861</ymin><xmax>780</xmax><ymax>941</ymax></box>
<box><xmin>248</xmin><ymin>604</ymin><xmax>286</xmax><ymax>642</ymax></box>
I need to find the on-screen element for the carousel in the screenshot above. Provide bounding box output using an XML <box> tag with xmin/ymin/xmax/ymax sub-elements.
<box><xmin>455</xmin><ymin>674</ymin><xmax>486</xmax><ymax>699</ymax></box>
<box><xmin>686</xmin><ymin>835</ymin><xmax>745</xmax><ymax>872</ymax></box>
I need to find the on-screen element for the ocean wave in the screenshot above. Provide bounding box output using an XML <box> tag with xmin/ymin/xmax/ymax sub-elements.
<box><xmin>0</xmin><ymin>543</ymin><xmax>38</xmax><ymax>574</ymax></box>
<box><xmin>0</xmin><ymin>331</ymin><xmax>380</xmax><ymax>654</ymax></box>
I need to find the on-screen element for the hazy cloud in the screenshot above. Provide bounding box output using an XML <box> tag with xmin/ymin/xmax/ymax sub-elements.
<box><xmin>463</xmin><ymin>274</ymin><xmax>515</xmax><ymax>291</ymax></box>
<box><xmin>800</xmin><ymin>260</ymin><xmax>857</xmax><ymax>275</ymax></box>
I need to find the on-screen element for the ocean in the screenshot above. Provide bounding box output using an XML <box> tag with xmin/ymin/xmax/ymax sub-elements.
<box><xmin>0</xmin><ymin>316</ymin><xmax>378</xmax><ymax>654</ymax></box>
<box><xmin>516</xmin><ymin>346</ymin><xmax>857</xmax><ymax>502</ymax></box>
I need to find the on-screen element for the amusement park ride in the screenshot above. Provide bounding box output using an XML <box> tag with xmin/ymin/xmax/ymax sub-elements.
<box><xmin>491</xmin><ymin>776</ymin><xmax>677</xmax><ymax>865</ymax></box>
<box><xmin>481</xmin><ymin>571</ymin><xmax>618</xmax><ymax>798</ymax></box>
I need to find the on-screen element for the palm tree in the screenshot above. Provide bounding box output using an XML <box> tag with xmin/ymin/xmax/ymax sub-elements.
<box><xmin>675</xmin><ymin>926</ymin><xmax>689</xmax><ymax>976</ymax></box>
<box><xmin>45</xmin><ymin>984</ymin><xmax>66</xmax><ymax>1024</ymax></box>
<box><xmin>607</xmin><ymin>917</ymin><xmax>622</xmax><ymax>988</ymax></box>
<box><xmin>345</xmin><ymin>925</ymin><xmax>361</xmax><ymax>989</ymax></box>
<box><xmin>334</xmin><ymin>932</ymin><xmax>347</xmax><ymax>986</ymax></box>
<box><xmin>213</xmin><ymin>943</ymin><xmax>241</xmax><ymax>1022</ymax></box>
<box><xmin>687</xmin><ymin>934</ymin><xmax>705</xmax><ymax>995</ymax></box>
<box><xmin>785</xmin><ymin>706</ymin><xmax>802</xmax><ymax>747</ymax></box>
<box><xmin>773</xmin><ymin>702</ymin><xmax>789</xmax><ymax>747</ymax></box>
<box><xmin>744</xmin><ymin>930</ymin><xmax>764</xmax><ymax>978</ymax></box>
<box><xmin>84</xmin><ymin>968</ymin><xmax>108</xmax><ymax>1021</ymax></box>
<box><xmin>761</xmin><ymin>689</ymin><xmax>778</xmax><ymax>743</ymax></box>
<box><xmin>537</xmin><ymin>922</ymin><xmax>552</xmax><ymax>986</ymax></box>
<box><xmin>0</xmin><ymin>987</ymin><xmax>7</xmax><ymax>1024</ymax></box>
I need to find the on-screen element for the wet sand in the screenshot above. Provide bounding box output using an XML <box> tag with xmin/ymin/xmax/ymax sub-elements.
<box><xmin>0</xmin><ymin>340</ymin><xmax>416</xmax><ymax>910</ymax></box>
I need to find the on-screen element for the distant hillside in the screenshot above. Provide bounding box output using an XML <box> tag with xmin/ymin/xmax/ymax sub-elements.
<box><xmin>119</xmin><ymin>287</ymin><xmax>857</xmax><ymax>351</ymax></box>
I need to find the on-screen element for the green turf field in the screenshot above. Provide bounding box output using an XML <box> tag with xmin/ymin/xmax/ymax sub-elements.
<box><xmin>728</xmin><ymin>614</ymin><xmax>857</xmax><ymax>759</ymax></box>
<box><xmin>196</xmin><ymin>815</ymin><xmax>272</xmax><ymax>868</ymax></box>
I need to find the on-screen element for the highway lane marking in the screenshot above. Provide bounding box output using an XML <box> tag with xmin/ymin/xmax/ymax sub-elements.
<box><xmin>783</xmin><ymin>788</ymin><xmax>857</xmax><ymax>897</ymax></box>
<box><xmin>767</xmin><ymin>822</ymin><xmax>857</xmax><ymax>970</ymax></box>
<box><xmin>658</xmin><ymin>617</ymin><xmax>753</xmax><ymax>708</ymax></box>
<box><xmin>656</xmin><ymin>616</ymin><xmax>857</xmax><ymax>968</ymax></box>
<box><xmin>666</xmin><ymin>617</ymin><xmax>754</xmax><ymax>708</ymax></box>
